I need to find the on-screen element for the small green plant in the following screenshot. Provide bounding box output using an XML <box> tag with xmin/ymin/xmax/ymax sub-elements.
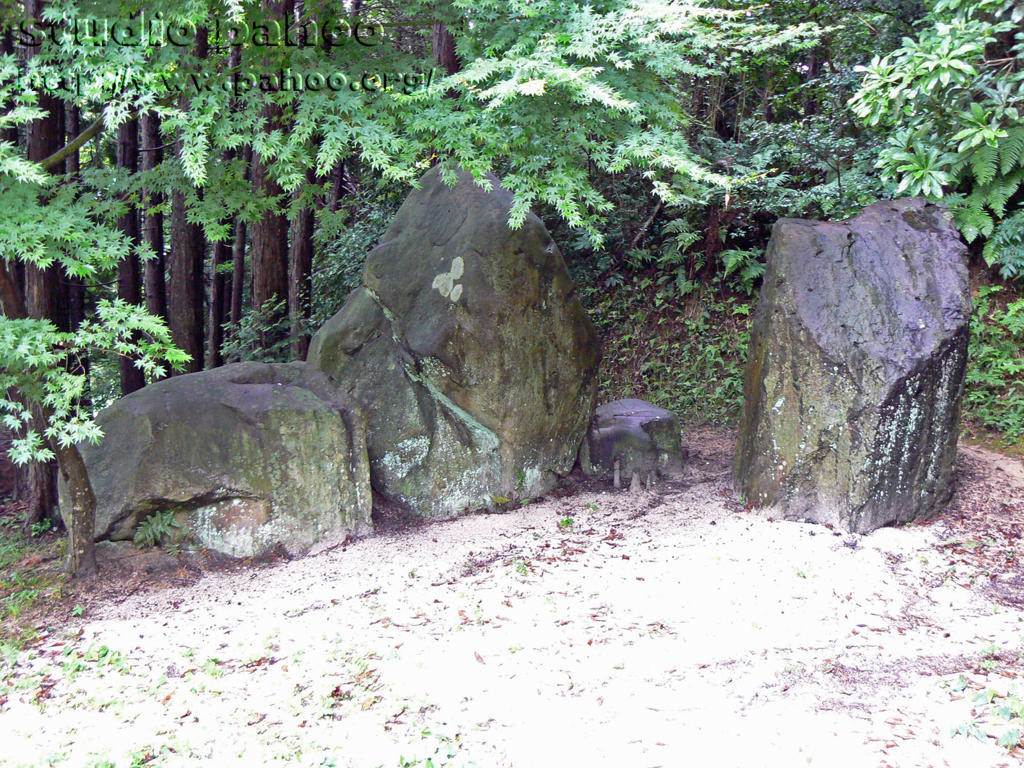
<box><xmin>985</xmin><ymin>211</ymin><xmax>1024</xmax><ymax>281</ymax></box>
<box><xmin>71</xmin><ymin>604</ymin><xmax>84</xmax><ymax>618</ymax></box>
<box><xmin>393</xmin><ymin>726</ymin><xmax>460</xmax><ymax>767</ymax></box>
<box><xmin>0</xmin><ymin>638</ymin><xmax>21</xmax><ymax>666</ymax></box>
<box><xmin>953</xmin><ymin>686</ymin><xmax>1024</xmax><ymax>751</ymax></box>
<box><xmin>0</xmin><ymin>528</ymin><xmax>29</xmax><ymax>570</ymax></box>
<box><xmin>557</xmin><ymin>516</ymin><xmax>574</xmax><ymax>529</ymax></box>
<box><xmin>999</xmin><ymin>728</ymin><xmax>1024</xmax><ymax>750</ymax></box>
<box><xmin>60</xmin><ymin>649</ymin><xmax>88</xmax><ymax>679</ymax></box>
<box><xmin>0</xmin><ymin>521</ymin><xmax>62</xmax><ymax>624</ymax></box>
<box><xmin>980</xmin><ymin>643</ymin><xmax>1002</xmax><ymax>672</ymax></box>
<box><xmin>513</xmin><ymin>559</ymin><xmax>529</xmax><ymax>576</ymax></box>
<box><xmin>2</xmin><ymin>586</ymin><xmax>40</xmax><ymax>619</ymax></box>
<box><xmin>202</xmin><ymin>657</ymin><xmax>227</xmax><ymax>677</ymax></box>
<box><xmin>128</xmin><ymin>747</ymin><xmax>168</xmax><ymax>768</ymax></box>
<box><xmin>720</xmin><ymin>247</ymin><xmax>766</xmax><ymax>295</ymax></box>
<box><xmin>133</xmin><ymin>509</ymin><xmax>183</xmax><ymax>550</ymax></box>
<box><xmin>29</xmin><ymin>519</ymin><xmax>52</xmax><ymax>538</ymax></box>
<box><xmin>951</xmin><ymin>721</ymin><xmax>987</xmax><ymax>742</ymax></box>
<box><xmin>950</xmin><ymin>639</ymin><xmax>1024</xmax><ymax>754</ymax></box>
<box><xmin>62</xmin><ymin>643</ymin><xmax>129</xmax><ymax>677</ymax></box>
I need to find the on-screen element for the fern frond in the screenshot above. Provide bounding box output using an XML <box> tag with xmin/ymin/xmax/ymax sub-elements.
<box><xmin>971</xmin><ymin>144</ymin><xmax>999</xmax><ymax>186</ymax></box>
<box><xmin>953</xmin><ymin>197</ymin><xmax>995</xmax><ymax>242</ymax></box>
<box><xmin>999</xmin><ymin>125</ymin><xmax>1024</xmax><ymax>175</ymax></box>
<box><xmin>982</xmin><ymin>209</ymin><xmax>1024</xmax><ymax>278</ymax></box>
<box><xmin>662</xmin><ymin>219</ymin><xmax>688</xmax><ymax>234</ymax></box>
<box><xmin>981</xmin><ymin>169</ymin><xmax>1024</xmax><ymax>218</ymax></box>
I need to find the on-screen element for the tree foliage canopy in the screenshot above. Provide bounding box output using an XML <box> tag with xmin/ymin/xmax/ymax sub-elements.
<box><xmin>851</xmin><ymin>0</ymin><xmax>1024</xmax><ymax>276</ymax></box>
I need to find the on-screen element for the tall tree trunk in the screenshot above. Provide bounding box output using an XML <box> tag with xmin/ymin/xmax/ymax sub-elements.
<box><xmin>229</xmin><ymin>144</ymin><xmax>251</xmax><ymax>330</ymax></box>
<box><xmin>5</xmin><ymin>1</ymin><xmax>97</xmax><ymax>574</ymax></box>
<box><xmin>207</xmin><ymin>239</ymin><xmax>231</xmax><ymax>367</ymax></box>
<box><xmin>18</xmin><ymin>0</ymin><xmax>65</xmax><ymax>531</ymax></box>
<box><xmin>328</xmin><ymin>160</ymin><xmax>345</xmax><ymax>212</ymax></box>
<box><xmin>230</xmin><ymin>217</ymin><xmax>247</xmax><ymax>328</ymax></box>
<box><xmin>207</xmin><ymin>26</ymin><xmax>248</xmax><ymax>369</ymax></box>
<box><xmin>168</xmin><ymin>191</ymin><xmax>206</xmax><ymax>373</ymax></box>
<box><xmin>223</xmin><ymin>49</ymin><xmax>247</xmax><ymax>337</ymax></box>
<box><xmin>1</xmin><ymin>30</ymin><xmax>17</xmax><ymax>146</ymax></box>
<box><xmin>432</xmin><ymin>22</ymin><xmax>461</xmax><ymax>76</ymax></box>
<box><xmin>288</xmin><ymin>169</ymin><xmax>315</xmax><ymax>360</ymax></box>
<box><xmin>249</xmin><ymin>0</ymin><xmax>291</xmax><ymax>353</ymax></box>
<box><xmin>249</xmin><ymin>146</ymin><xmax>288</xmax><ymax>352</ymax></box>
<box><xmin>65</xmin><ymin>105</ymin><xmax>86</xmax><ymax>335</ymax></box>
<box><xmin>167</xmin><ymin>31</ymin><xmax>208</xmax><ymax>373</ymax></box>
<box><xmin>802</xmin><ymin>48</ymin><xmax>823</xmax><ymax>118</ymax></box>
<box><xmin>209</xmin><ymin>43</ymin><xmax>245</xmax><ymax>365</ymax></box>
<box><xmin>140</xmin><ymin>112</ymin><xmax>167</xmax><ymax>322</ymax></box>
<box><xmin>117</xmin><ymin>118</ymin><xmax>145</xmax><ymax>394</ymax></box>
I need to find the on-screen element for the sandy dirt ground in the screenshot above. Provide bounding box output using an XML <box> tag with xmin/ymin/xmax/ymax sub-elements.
<box><xmin>2</xmin><ymin>431</ymin><xmax>1024</xmax><ymax>768</ymax></box>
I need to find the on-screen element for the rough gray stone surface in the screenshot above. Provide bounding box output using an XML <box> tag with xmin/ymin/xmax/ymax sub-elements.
<box><xmin>733</xmin><ymin>198</ymin><xmax>971</xmax><ymax>533</ymax></box>
<box><xmin>59</xmin><ymin>362</ymin><xmax>372</xmax><ymax>557</ymax></box>
<box><xmin>308</xmin><ymin>166</ymin><xmax>600</xmax><ymax>518</ymax></box>
<box><xmin>580</xmin><ymin>399</ymin><xmax>684</xmax><ymax>483</ymax></box>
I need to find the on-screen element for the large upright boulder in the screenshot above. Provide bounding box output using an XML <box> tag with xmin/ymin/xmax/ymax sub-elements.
<box><xmin>734</xmin><ymin>198</ymin><xmax>971</xmax><ymax>533</ymax></box>
<box><xmin>309</xmin><ymin>166</ymin><xmax>600</xmax><ymax>518</ymax></box>
<box><xmin>60</xmin><ymin>362</ymin><xmax>372</xmax><ymax>557</ymax></box>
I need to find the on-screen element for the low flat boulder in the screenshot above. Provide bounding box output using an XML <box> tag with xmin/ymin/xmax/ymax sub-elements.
<box><xmin>59</xmin><ymin>362</ymin><xmax>372</xmax><ymax>557</ymax></box>
<box><xmin>308</xmin><ymin>165</ymin><xmax>600</xmax><ymax>517</ymax></box>
<box><xmin>580</xmin><ymin>399</ymin><xmax>684</xmax><ymax>484</ymax></box>
<box><xmin>734</xmin><ymin>198</ymin><xmax>971</xmax><ymax>533</ymax></box>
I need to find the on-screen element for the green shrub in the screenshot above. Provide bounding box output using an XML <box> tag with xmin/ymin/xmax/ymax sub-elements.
<box><xmin>221</xmin><ymin>297</ymin><xmax>300</xmax><ymax>364</ymax></box>
<box><xmin>311</xmin><ymin>190</ymin><xmax>401</xmax><ymax>327</ymax></box>
<box><xmin>581</xmin><ymin>275</ymin><xmax>750</xmax><ymax>424</ymax></box>
<box><xmin>964</xmin><ymin>286</ymin><xmax>1024</xmax><ymax>444</ymax></box>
